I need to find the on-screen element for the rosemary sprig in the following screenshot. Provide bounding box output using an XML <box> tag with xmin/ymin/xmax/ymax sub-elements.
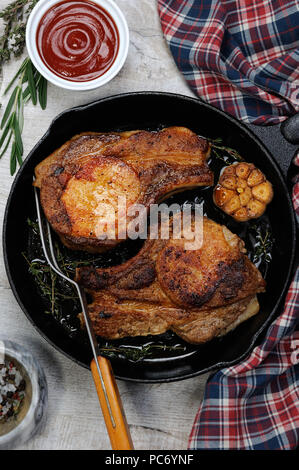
<box><xmin>0</xmin><ymin>57</ymin><xmax>48</xmax><ymax>175</ymax></box>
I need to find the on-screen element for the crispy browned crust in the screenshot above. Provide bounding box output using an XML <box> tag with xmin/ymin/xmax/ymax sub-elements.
<box><xmin>34</xmin><ymin>127</ymin><xmax>213</xmax><ymax>252</ymax></box>
<box><xmin>76</xmin><ymin>217</ymin><xmax>266</xmax><ymax>344</ymax></box>
<box><xmin>79</xmin><ymin>294</ymin><xmax>259</xmax><ymax>344</ymax></box>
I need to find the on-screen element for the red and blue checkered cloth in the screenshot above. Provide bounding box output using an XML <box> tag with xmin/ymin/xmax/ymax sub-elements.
<box><xmin>158</xmin><ymin>0</ymin><xmax>299</xmax><ymax>125</ymax></box>
<box><xmin>188</xmin><ymin>165</ymin><xmax>299</xmax><ymax>450</ymax></box>
<box><xmin>158</xmin><ymin>0</ymin><xmax>299</xmax><ymax>450</ymax></box>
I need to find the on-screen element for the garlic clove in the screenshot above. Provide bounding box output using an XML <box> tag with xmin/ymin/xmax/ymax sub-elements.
<box><xmin>219</xmin><ymin>175</ymin><xmax>237</xmax><ymax>190</ymax></box>
<box><xmin>251</xmin><ymin>181</ymin><xmax>273</xmax><ymax>204</ymax></box>
<box><xmin>223</xmin><ymin>194</ymin><xmax>241</xmax><ymax>214</ymax></box>
<box><xmin>233</xmin><ymin>207</ymin><xmax>249</xmax><ymax>222</ymax></box>
<box><xmin>235</xmin><ymin>162</ymin><xmax>253</xmax><ymax>179</ymax></box>
<box><xmin>239</xmin><ymin>186</ymin><xmax>252</xmax><ymax>206</ymax></box>
<box><xmin>247</xmin><ymin>199</ymin><xmax>266</xmax><ymax>218</ymax></box>
<box><xmin>213</xmin><ymin>185</ymin><xmax>235</xmax><ymax>206</ymax></box>
<box><xmin>247</xmin><ymin>169</ymin><xmax>265</xmax><ymax>187</ymax></box>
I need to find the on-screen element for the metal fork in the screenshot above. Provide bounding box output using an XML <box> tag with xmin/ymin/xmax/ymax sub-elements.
<box><xmin>33</xmin><ymin>182</ymin><xmax>133</xmax><ymax>450</ymax></box>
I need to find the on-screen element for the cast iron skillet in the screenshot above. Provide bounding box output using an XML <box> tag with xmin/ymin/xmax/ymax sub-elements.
<box><xmin>3</xmin><ymin>92</ymin><xmax>297</xmax><ymax>382</ymax></box>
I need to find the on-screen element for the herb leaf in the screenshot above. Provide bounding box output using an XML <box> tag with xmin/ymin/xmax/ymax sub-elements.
<box><xmin>1</xmin><ymin>85</ymin><xmax>18</xmax><ymax>129</ymax></box>
<box><xmin>38</xmin><ymin>75</ymin><xmax>48</xmax><ymax>110</ymax></box>
<box><xmin>13</xmin><ymin>113</ymin><xmax>23</xmax><ymax>156</ymax></box>
<box><xmin>0</xmin><ymin>113</ymin><xmax>13</xmax><ymax>147</ymax></box>
<box><xmin>10</xmin><ymin>141</ymin><xmax>17</xmax><ymax>175</ymax></box>
<box><xmin>0</xmin><ymin>130</ymin><xmax>12</xmax><ymax>158</ymax></box>
<box><xmin>4</xmin><ymin>57</ymin><xmax>29</xmax><ymax>94</ymax></box>
<box><xmin>26</xmin><ymin>58</ymin><xmax>37</xmax><ymax>105</ymax></box>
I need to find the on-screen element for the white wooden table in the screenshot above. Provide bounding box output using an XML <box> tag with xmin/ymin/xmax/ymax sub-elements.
<box><xmin>0</xmin><ymin>0</ymin><xmax>209</xmax><ymax>450</ymax></box>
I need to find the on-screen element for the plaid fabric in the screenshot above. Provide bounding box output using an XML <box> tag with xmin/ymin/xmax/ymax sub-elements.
<box><xmin>158</xmin><ymin>0</ymin><xmax>299</xmax><ymax>124</ymax></box>
<box><xmin>188</xmin><ymin>155</ymin><xmax>299</xmax><ymax>450</ymax></box>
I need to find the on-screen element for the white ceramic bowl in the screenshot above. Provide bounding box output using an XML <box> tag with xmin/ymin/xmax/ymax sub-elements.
<box><xmin>0</xmin><ymin>339</ymin><xmax>48</xmax><ymax>449</ymax></box>
<box><xmin>26</xmin><ymin>0</ymin><xmax>129</xmax><ymax>91</ymax></box>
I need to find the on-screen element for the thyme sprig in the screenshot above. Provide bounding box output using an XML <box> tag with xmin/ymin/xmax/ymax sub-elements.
<box><xmin>250</xmin><ymin>222</ymin><xmax>273</xmax><ymax>265</ymax></box>
<box><xmin>209</xmin><ymin>137</ymin><xmax>244</xmax><ymax>165</ymax></box>
<box><xmin>98</xmin><ymin>343</ymin><xmax>185</xmax><ymax>362</ymax></box>
<box><xmin>0</xmin><ymin>57</ymin><xmax>47</xmax><ymax>174</ymax></box>
<box><xmin>22</xmin><ymin>253</ymin><xmax>79</xmax><ymax>319</ymax></box>
<box><xmin>0</xmin><ymin>0</ymin><xmax>39</xmax><ymax>66</ymax></box>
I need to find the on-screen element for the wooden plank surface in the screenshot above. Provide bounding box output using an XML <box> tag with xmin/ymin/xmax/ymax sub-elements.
<box><xmin>0</xmin><ymin>0</ymin><xmax>209</xmax><ymax>450</ymax></box>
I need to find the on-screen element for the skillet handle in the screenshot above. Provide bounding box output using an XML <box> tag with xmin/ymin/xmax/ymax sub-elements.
<box><xmin>281</xmin><ymin>113</ymin><xmax>299</xmax><ymax>144</ymax></box>
<box><xmin>90</xmin><ymin>355</ymin><xmax>134</xmax><ymax>450</ymax></box>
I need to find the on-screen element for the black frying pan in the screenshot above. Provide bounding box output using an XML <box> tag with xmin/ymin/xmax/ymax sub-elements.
<box><xmin>2</xmin><ymin>92</ymin><xmax>297</xmax><ymax>382</ymax></box>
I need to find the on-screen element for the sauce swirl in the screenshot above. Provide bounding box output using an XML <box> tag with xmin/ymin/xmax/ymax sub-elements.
<box><xmin>36</xmin><ymin>0</ymin><xmax>119</xmax><ymax>82</ymax></box>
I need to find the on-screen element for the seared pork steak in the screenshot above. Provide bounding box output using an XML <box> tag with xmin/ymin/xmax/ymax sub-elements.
<box><xmin>34</xmin><ymin>127</ymin><xmax>213</xmax><ymax>253</ymax></box>
<box><xmin>76</xmin><ymin>217</ymin><xmax>265</xmax><ymax>344</ymax></box>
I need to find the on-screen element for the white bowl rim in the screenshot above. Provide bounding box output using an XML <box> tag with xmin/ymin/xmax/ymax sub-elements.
<box><xmin>25</xmin><ymin>0</ymin><xmax>129</xmax><ymax>91</ymax></box>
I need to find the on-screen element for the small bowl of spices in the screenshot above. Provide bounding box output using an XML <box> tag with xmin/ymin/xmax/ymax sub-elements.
<box><xmin>0</xmin><ymin>339</ymin><xmax>47</xmax><ymax>449</ymax></box>
<box><xmin>26</xmin><ymin>0</ymin><xmax>129</xmax><ymax>91</ymax></box>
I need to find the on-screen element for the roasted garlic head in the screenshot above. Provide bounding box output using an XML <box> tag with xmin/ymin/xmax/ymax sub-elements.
<box><xmin>213</xmin><ymin>163</ymin><xmax>273</xmax><ymax>222</ymax></box>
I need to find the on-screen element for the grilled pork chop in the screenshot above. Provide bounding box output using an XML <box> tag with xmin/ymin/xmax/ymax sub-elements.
<box><xmin>76</xmin><ymin>217</ymin><xmax>266</xmax><ymax>344</ymax></box>
<box><xmin>34</xmin><ymin>127</ymin><xmax>213</xmax><ymax>253</ymax></box>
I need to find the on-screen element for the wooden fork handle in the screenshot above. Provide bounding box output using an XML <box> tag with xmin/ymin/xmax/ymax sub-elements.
<box><xmin>90</xmin><ymin>356</ymin><xmax>134</xmax><ymax>450</ymax></box>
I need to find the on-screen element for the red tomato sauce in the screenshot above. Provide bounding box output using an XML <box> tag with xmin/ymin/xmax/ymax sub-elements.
<box><xmin>36</xmin><ymin>0</ymin><xmax>119</xmax><ymax>82</ymax></box>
